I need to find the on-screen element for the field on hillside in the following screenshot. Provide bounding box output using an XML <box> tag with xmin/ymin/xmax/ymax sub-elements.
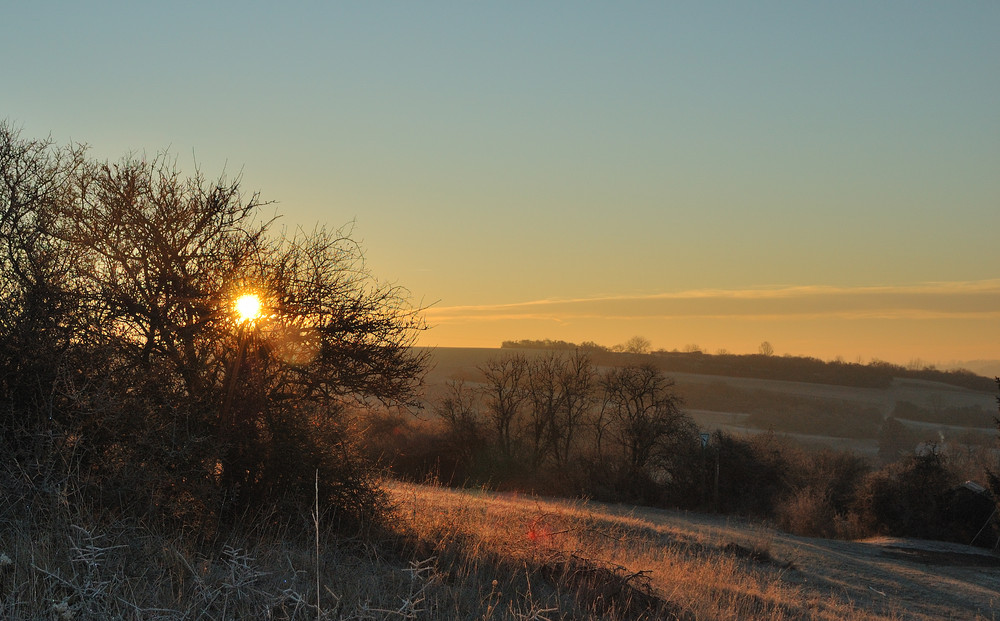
<box><xmin>420</xmin><ymin>347</ymin><xmax>998</xmax><ymax>453</ymax></box>
<box><xmin>386</xmin><ymin>480</ymin><xmax>1000</xmax><ymax>620</ymax></box>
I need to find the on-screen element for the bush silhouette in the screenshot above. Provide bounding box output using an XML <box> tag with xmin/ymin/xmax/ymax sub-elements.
<box><xmin>0</xmin><ymin>123</ymin><xmax>426</xmax><ymax>529</ymax></box>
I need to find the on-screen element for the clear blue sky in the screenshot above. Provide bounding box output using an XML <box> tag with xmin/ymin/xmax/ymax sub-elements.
<box><xmin>4</xmin><ymin>2</ymin><xmax>998</xmax><ymax>363</ymax></box>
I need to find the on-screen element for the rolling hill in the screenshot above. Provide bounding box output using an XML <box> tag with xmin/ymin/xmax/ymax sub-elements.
<box><xmin>419</xmin><ymin>347</ymin><xmax>997</xmax><ymax>455</ymax></box>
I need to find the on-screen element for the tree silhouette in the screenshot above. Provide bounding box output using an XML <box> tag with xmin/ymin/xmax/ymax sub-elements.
<box><xmin>624</xmin><ymin>335</ymin><xmax>652</xmax><ymax>355</ymax></box>
<box><xmin>0</xmin><ymin>124</ymin><xmax>427</xmax><ymax>524</ymax></box>
<box><xmin>480</xmin><ymin>354</ymin><xmax>528</xmax><ymax>458</ymax></box>
<box><xmin>600</xmin><ymin>364</ymin><xmax>694</xmax><ymax>476</ymax></box>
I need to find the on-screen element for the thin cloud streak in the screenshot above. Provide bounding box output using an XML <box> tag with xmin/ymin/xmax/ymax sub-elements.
<box><xmin>430</xmin><ymin>311</ymin><xmax>1000</xmax><ymax>324</ymax></box>
<box><xmin>426</xmin><ymin>280</ymin><xmax>1000</xmax><ymax>324</ymax></box>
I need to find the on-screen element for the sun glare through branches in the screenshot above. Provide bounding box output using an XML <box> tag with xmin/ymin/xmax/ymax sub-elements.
<box><xmin>234</xmin><ymin>293</ymin><xmax>262</xmax><ymax>324</ymax></box>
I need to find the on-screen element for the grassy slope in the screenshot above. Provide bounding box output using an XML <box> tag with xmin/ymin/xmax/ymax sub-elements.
<box><xmin>386</xmin><ymin>480</ymin><xmax>1000</xmax><ymax>620</ymax></box>
<box><xmin>390</xmin><ymin>484</ymin><xmax>1000</xmax><ymax>620</ymax></box>
<box><xmin>5</xmin><ymin>480</ymin><xmax>997</xmax><ymax>619</ymax></box>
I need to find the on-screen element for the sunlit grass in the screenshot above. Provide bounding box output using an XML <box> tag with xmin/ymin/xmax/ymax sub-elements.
<box><xmin>385</xmin><ymin>480</ymin><xmax>906</xmax><ymax>620</ymax></box>
<box><xmin>6</xmin><ymin>479</ymin><xmax>995</xmax><ymax>619</ymax></box>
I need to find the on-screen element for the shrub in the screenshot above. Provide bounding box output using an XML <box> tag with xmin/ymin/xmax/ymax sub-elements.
<box><xmin>776</xmin><ymin>487</ymin><xmax>839</xmax><ymax>538</ymax></box>
<box><xmin>854</xmin><ymin>450</ymin><xmax>956</xmax><ymax>540</ymax></box>
<box><xmin>709</xmin><ymin>432</ymin><xmax>791</xmax><ymax>517</ymax></box>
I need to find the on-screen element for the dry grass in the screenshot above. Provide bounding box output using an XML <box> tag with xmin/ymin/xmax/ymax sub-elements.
<box><xmin>385</xmin><ymin>481</ymin><xmax>905</xmax><ymax>620</ymax></box>
<box><xmin>2</xmin><ymin>480</ymin><xmax>996</xmax><ymax>619</ymax></box>
<box><xmin>0</xmin><ymin>497</ymin><xmax>432</xmax><ymax>620</ymax></box>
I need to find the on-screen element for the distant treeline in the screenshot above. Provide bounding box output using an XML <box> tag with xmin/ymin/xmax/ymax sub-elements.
<box><xmin>502</xmin><ymin>339</ymin><xmax>607</xmax><ymax>351</ymax></box>
<box><xmin>500</xmin><ymin>339</ymin><xmax>995</xmax><ymax>392</ymax></box>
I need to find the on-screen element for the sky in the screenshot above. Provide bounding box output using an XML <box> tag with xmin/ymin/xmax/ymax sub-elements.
<box><xmin>3</xmin><ymin>2</ymin><xmax>999</xmax><ymax>367</ymax></box>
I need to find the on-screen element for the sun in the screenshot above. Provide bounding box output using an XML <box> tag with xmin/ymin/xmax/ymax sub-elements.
<box><xmin>234</xmin><ymin>293</ymin><xmax>262</xmax><ymax>324</ymax></box>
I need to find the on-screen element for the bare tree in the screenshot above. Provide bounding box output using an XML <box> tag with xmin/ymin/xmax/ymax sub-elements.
<box><xmin>0</xmin><ymin>123</ymin><xmax>85</xmax><ymax>424</ymax></box>
<box><xmin>624</xmin><ymin>335</ymin><xmax>652</xmax><ymax>355</ymax></box>
<box><xmin>758</xmin><ymin>341</ymin><xmax>774</xmax><ymax>356</ymax></box>
<box><xmin>554</xmin><ymin>350</ymin><xmax>597</xmax><ymax>465</ymax></box>
<box><xmin>475</xmin><ymin>350</ymin><xmax>598</xmax><ymax>469</ymax></box>
<box><xmin>479</xmin><ymin>354</ymin><xmax>528</xmax><ymax>458</ymax></box>
<box><xmin>524</xmin><ymin>353</ymin><xmax>565</xmax><ymax>468</ymax></box>
<box><xmin>435</xmin><ymin>378</ymin><xmax>484</xmax><ymax>462</ymax></box>
<box><xmin>1</xmin><ymin>131</ymin><xmax>428</xmax><ymax>521</ymax></box>
<box><xmin>600</xmin><ymin>363</ymin><xmax>693</xmax><ymax>476</ymax></box>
